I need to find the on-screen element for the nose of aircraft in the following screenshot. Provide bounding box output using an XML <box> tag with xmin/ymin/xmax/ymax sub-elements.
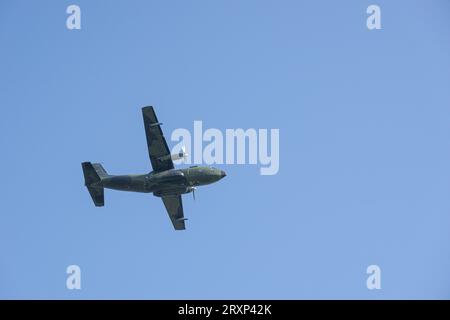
<box><xmin>220</xmin><ymin>170</ymin><xmax>227</xmax><ymax>178</ymax></box>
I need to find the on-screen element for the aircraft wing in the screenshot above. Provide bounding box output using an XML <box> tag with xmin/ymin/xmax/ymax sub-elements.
<box><xmin>161</xmin><ymin>195</ymin><xmax>186</xmax><ymax>230</ymax></box>
<box><xmin>142</xmin><ymin>106</ymin><xmax>174</xmax><ymax>172</ymax></box>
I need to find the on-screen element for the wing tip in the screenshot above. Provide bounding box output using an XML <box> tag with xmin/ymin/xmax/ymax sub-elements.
<box><xmin>142</xmin><ymin>105</ymin><xmax>154</xmax><ymax>113</ymax></box>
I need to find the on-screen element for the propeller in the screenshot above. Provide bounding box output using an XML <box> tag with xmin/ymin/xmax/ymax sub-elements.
<box><xmin>192</xmin><ymin>187</ymin><xmax>197</xmax><ymax>201</ymax></box>
<box><xmin>180</xmin><ymin>145</ymin><xmax>188</xmax><ymax>161</ymax></box>
<box><xmin>171</xmin><ymin>145</ymin><xmax>189</xmax><ymax>162</ymax></box>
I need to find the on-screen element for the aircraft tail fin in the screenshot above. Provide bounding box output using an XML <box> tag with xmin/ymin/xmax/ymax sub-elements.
<box><xmin>81</xmin><ymin>162</ymin><xmax>107</xmax><ymax>207</ymax></box>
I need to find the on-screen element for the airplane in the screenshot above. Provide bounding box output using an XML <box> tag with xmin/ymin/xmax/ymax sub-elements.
<box><xmin>81</xmin><ymin>106</ymin><xmax>226</xmax><ymax>230</ymax></box>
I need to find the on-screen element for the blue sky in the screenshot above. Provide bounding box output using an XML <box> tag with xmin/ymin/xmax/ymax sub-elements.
<box><xmin>1</xmin><ymin>0</ymin><xmax>450</xmax><ymax>299</ymax></box>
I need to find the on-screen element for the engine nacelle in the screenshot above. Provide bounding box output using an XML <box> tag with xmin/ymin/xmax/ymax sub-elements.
<box><xmin>153</xmin><ymin>186</ymin><xmax>195</xmax><ymax>197</ymax></box>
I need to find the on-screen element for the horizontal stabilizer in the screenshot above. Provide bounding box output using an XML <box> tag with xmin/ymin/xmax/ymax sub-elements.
<box><xmin>87</xmin><ymin>186</ymin><xmax>104</xmax><ymax>207</ymax></box>
<box><xmin>82</xmin><ymin>162</ymin><xmax>107</xmax><ymax>207</ymax></box>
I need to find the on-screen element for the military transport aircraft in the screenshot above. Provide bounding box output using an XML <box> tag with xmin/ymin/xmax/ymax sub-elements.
<box><xmin>81</xmin><ymin>106</ymin><xmax>226</xmax><ymax>230</ymax></box>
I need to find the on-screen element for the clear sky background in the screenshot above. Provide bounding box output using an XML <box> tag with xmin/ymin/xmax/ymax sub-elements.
<box><xmin>1</xmin><ymin>0</ymin><xmax>450</xmax><ymax>299</ymax></box>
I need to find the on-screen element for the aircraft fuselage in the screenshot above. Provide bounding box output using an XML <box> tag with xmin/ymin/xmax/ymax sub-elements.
<box><xmin>99</xmin><ymin>166</ymin><xmax>226</xmax><ymax>197</ymax></box>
